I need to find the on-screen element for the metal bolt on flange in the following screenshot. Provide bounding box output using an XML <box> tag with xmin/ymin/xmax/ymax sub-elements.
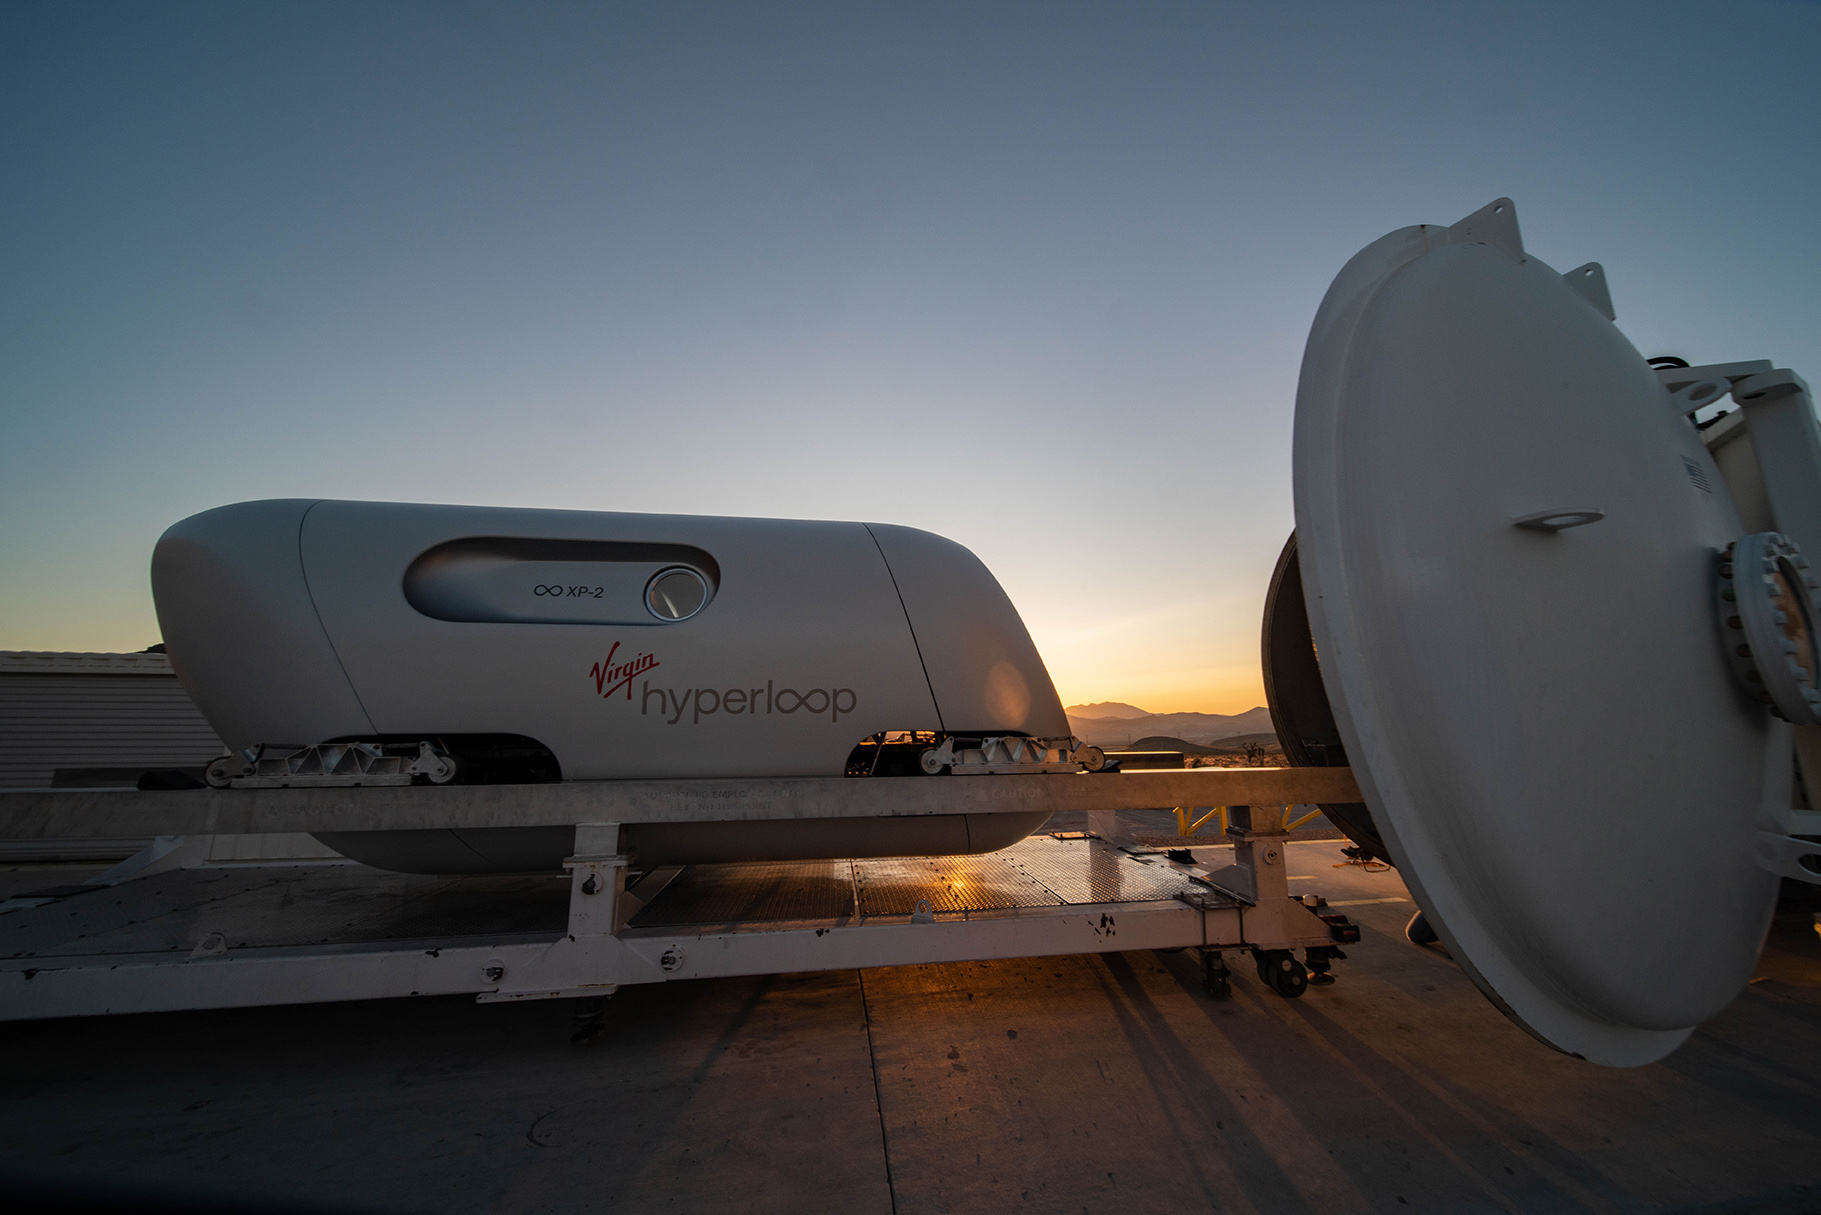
<box><xmin>1716</xmin><ymin>533</ymin><xmax>1821</xmax><ymax>725</ymax></box>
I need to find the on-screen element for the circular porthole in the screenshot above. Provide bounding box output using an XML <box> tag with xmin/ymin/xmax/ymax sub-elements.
<box><xmin>645</xmin><ymin>567</ymin><xmax>709</xmax><ymax>622</ymax></box>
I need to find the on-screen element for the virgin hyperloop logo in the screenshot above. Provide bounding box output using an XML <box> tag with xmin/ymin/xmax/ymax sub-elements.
<box><xmin>586</xmin><ymin>642</ymin><xmax>858</xmax><ymax>724</ymax></box>
<box><xmin>589</xmin><ymin>641</ymin><xmax>659</xmax><ymax>700</ymax></box>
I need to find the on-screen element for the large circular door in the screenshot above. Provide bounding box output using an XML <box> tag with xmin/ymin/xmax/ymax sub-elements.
<box><xmin>1292</xmin><ymin>200</ymin><xmax>1788</xmax><ymax>1066</ymax></box>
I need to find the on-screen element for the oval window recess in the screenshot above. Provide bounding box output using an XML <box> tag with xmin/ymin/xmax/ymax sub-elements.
<box><xmin>404</xmin><ymin>537</ymin><xmax>719</xmax><ymax>626</ymax></box>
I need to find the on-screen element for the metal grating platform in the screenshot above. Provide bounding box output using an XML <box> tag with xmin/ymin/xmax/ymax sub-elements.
<box><xmin>1</xmin><ymin>836</ymin><xmax>1235</xmax><ymax>962</ymax></box>
<box><xmin>4</xmin><ymin>868</ymin><xmax>572</xmax><ymax>958</ymax></box>
<box><xmin>1004</xmin><ymin>835</ymin><xmax>1204</xmax><ymax>904</ymax></box>
<box><xmin>0</xmin><ymin>834</ymin><xmax>1283</xmax><ymax>1024</ymax></box>
<box><xmin>627</xmin><ymin>834</ymin><xmax>1229</xmax><ymax>928</ymax></box>
<box><xmin>853</xmin><ymin>853</ymin><xmax>1056</xmax><ymax>915</ymax></box>
<box><xmin>629</xmin><ymin>861</ymin><xmax>855</xmax><ymax>925</ymax></box>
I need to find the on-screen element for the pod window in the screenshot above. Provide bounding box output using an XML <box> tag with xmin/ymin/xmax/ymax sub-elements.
<box><xmin>405</xmin><ymin>537</ymin><xmax>718</xmax><ymax>626</ymax></box>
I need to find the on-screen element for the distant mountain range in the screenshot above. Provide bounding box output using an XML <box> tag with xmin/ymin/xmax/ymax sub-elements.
<box><xmin>1123</xmin><ymin>733</ymin><xmax>1284</xmax><ymax>755</ymax></box>
<box><xmin>1066</xmin><ymin>704</ymin><xmax>1279</xmax><ymax>748</ymax></box>
<box><xmin>1063</xmin><ymin>701</ymin><xmax>1151</xmax><ymax>720</ymax></box>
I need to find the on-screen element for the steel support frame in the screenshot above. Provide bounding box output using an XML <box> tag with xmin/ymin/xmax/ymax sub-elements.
<box><xmin>0</xmin><ymin>820</ymin><xmax>1339</xmax><ymax>1021</ymax></box>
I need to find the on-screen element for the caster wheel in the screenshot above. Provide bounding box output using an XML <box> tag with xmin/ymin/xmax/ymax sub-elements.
<box><xmin>1254</xmin><ymin>948</ymin><xmax>1285</xmax><ymax>984</ymax></box>
<box><xmin>1406</xmin><ymin>910</ymin><xmax>1439</xmax><ymax>945</ymax></box>
<box><xmin>570</xmin><ymin>995</ymin><xmax>609</xmax><ymax>1045</ymax></box>
<box><xmin>1267</xmin><ymin>955</ymin><xmax>1308</xmax><ymax>998</ymax></box>
<box><xmin>1200</xmin><ymin>950</ymin><xmax>1232</xmax><ymax>999</ymax></box>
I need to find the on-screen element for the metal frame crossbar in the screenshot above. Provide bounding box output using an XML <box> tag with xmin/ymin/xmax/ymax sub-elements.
<box><xmin>0</xmin><ymin>769</ymin><xmax>1363</xmax><ymax>1020</ymax></box>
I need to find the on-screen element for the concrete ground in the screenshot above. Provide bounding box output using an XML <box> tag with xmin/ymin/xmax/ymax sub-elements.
<box><xmin>1</xmin><ymin>837</ymin><xmax>1818</xmax><ymax>1215</ymax></box>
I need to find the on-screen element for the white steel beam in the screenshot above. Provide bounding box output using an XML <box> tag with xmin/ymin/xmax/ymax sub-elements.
<box><xmin>0</xmin><ymin>767</ymin><xmax>1364</xmax><ymax>841</ymax></box>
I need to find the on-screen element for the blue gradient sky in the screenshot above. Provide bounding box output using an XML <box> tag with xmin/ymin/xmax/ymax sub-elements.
<box><xmin>4</xmin><ymin>1</ymin><xmax>1817</xmax><ymax>712</ymax></box>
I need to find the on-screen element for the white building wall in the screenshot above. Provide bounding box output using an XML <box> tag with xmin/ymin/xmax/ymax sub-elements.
<box><xmin>0</xmin><ymin>652</ymin><xmax>225</xmax><ymax>788</ymax></box>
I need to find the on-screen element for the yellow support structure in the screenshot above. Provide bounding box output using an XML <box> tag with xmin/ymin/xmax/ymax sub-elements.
<box><xmin>1171</xmin><ymin>805</ymin><xmax>1324</xmax><ymax>836</ymax></box>
<box><xmin>1173</xmin><ymin>806</ymin><xmax>1227</xmax><ymax>837</ymax></box>
<box><xmin>1282</xmin><ymin>805</ymin><xmax>1325</xmax><ymax>831</ymax></box>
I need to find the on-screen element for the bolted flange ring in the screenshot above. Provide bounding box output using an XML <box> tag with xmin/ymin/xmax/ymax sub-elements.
<box><xmin>1717</xmin><ymin>532</ymin><xmax>1821</xmax><ymax>726</ymax></box>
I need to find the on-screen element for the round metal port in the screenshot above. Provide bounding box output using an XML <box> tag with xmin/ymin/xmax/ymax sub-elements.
<box><xmin>645</xmin><ymin>567</ymin><xmax>708</xmax><ymax>621</ymax></box>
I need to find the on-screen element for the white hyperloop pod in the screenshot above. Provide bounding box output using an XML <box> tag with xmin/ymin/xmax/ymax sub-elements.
<box><xmin>1262</xmin><ymin>198</ymin><xmax>1821</xmax><ymax>1066</ymax></box>
<box><xmin>151</xmin><ymin>504</ymin><xmax>1103</xmax><ymax>871</ymax></box>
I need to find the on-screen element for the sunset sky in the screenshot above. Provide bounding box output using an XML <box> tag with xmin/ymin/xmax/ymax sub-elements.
<box><xmin>4</xmin><ymin>2</ymin><xmax>1817</xmax><ymax>714</ymax></box>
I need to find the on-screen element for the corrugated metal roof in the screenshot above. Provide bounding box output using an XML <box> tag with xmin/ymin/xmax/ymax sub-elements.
<box><xmin>0</xmin><ymin>650</ymin><xmax>176</xmax><ymax>675</ymax></box>
<box><xmin>0</xmin><ymin>653</ymin><xmax>225</xmax><ymax>788</ymax></box>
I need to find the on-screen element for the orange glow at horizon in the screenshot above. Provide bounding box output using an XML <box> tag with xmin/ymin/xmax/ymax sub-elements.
<box><xmin>1031</xmin><ymin>619</ymin><xmax>1272</xmax><ymax>718</ymax></box>
<box><xmin>1018</xmin><ymin>567</ymin><xmax>1278</xmax><ymax>719</ymax></box>
<box><xmin>1052</xmin><ymin>673</ymin><xmax>1269</xmax><ymax>719</ymax></box>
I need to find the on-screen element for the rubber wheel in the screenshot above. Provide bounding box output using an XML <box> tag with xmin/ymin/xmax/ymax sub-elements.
<box><xmin>1406</xmin><ymin>910</ymin><xmax>1439</xmax><ymax>945</ymax></box>
<box><xmin>204</xmin><ymin>756</ymin><xmax>239</xmax><ymax>789</ymax></box>
<box><xmin>1267</xmin><ymin>955</ymin><xmax>1309</xmax><ymax>998</ymax></box>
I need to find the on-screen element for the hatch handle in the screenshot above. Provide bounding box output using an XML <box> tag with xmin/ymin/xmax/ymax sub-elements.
<box><xmin>1757</xmin><ymin>831</ymin><xmax>1821</xmax><ymax>885</ymax></box>
<box><xmin>1512</xmin><ymin>509</ymin><xmax>1604</xmax><ymax>532</ymax></box>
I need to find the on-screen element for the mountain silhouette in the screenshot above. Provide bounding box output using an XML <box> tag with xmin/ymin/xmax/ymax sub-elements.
<box><xmin>1067</xmin><ymin>705</ymin><xmax>1278</xmax><ymax>748</ymax></box>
